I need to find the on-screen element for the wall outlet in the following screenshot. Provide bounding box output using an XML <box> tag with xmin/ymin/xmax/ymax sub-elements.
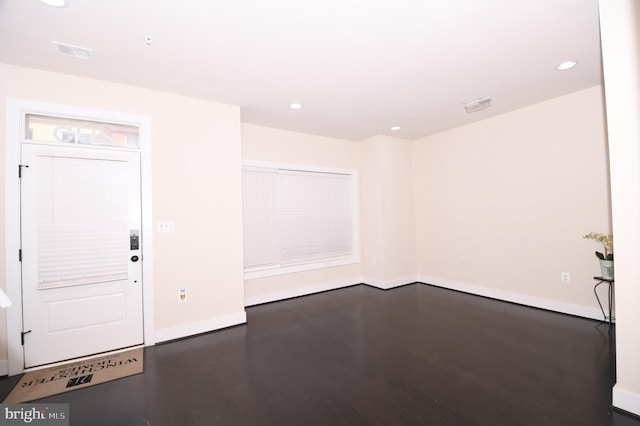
<box><xmin>178</xmin><ymin>289</ymin><xmax>187</xmax><ymax>303</ymax></box>
<box><xmin>561</xmin><ymin>272</ymin><xmax>571</xmax><ymax>283</ymax></box>
<box><xmin>158</xmin><ymin>221</ymin><xmax>175</xmax><ymax>233</ymax></box>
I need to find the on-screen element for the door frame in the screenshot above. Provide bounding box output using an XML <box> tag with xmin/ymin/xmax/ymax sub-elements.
<box><xmin>4</xmin><ymin>98</ymin><xmax>155</xmax><ymax>375</ymax></box>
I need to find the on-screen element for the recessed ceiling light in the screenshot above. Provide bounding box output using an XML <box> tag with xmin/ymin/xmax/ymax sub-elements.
<box><xmin>390</xmin><ymin>126</ymin><xmax>401</xmax><ymax>131</ymax></box>
<box><xmin>40</xmin><ymin>0</ymin><xmax>67</xmax><ymax>7</ymax></box>
<box><xmin>289</xmin><ymin>103</ymin><xmax>303</xmax><ymax>110</ymax></box>
<box><xmin>556</xmin><ymin>61</ymin><xmax>577</xmax><ymax>71</ymax></box>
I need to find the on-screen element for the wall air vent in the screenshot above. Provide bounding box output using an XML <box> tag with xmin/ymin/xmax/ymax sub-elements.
<box><xmin>463</xmin><ymin>97</ymin><xmax>493</xmax><ymax>113</ymax></box>
<box><xmin>53</xmin><ymin>41</ymin><xmax>93</xmax><ymax>60</ymax></box>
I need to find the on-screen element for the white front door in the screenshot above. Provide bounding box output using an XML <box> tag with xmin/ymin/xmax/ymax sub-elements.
<box><xmin>20</xmin><ymin>143</ymin><xmax>143</xmax><ymax>368</ymax></box>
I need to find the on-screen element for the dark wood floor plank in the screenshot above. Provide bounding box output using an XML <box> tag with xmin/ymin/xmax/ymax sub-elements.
<box><xmin>0</xmin><ymin>283</ymin><xmax>637</xmax><ymax>425</ymax></box>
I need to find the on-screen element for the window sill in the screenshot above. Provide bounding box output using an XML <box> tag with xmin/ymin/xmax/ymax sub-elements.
<box><xmin>244</xmin><ymin>257</ymin><xmax>359</xmax><ymax>280</ymax></box>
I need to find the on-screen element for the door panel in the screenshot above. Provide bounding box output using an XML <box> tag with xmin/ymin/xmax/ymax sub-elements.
<box><xmin>47</xmin><ymin>293</ymin><xmax>126</xmax><ymax>332</ymax></box>
<box><xmin>21</xmin><ymin>144</ymin><xmax>143</xmax><ymax>368</ymax></box>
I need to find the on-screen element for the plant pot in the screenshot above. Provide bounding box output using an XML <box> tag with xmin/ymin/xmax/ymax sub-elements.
<box><xmin>599</xmin><ymin>259</ymin><xmax>614</xmax><ymax>280</ymax></box>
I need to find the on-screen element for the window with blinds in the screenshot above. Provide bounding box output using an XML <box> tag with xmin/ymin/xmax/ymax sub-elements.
<box><xmin>243</xmin><ymin>163</ymin><xmax>358</xmax><ymax>279</ymax></box>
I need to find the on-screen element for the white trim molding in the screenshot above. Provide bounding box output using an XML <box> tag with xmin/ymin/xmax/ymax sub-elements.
<box><xmin>154</xmin><ymin>311</ymin><xmax>247</xmax><ymax>343</ymax></box>
<box><xmin>613</xmin><ymin>385</ymin><xmax>640</xmax><ymax>417</ymax></box>
<box><xmin>362</xmin><ymin>276</ymin><xmax>418</xmax><ymax>290</ymax></box>
<box><xmin>417</xmin><ymin>275</ymin><xmax>605</xmax><ymax>321</ymax></box>
<box><xmin>245</xmin><ymin>278</ymin><xmax>360</xmax><ymax>307</ymax></box>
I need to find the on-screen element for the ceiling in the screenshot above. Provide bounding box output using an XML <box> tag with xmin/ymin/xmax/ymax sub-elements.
<box><xmin>0</xmin><ymin>0</ymin><xmax>602</xmax><ymax>141</ymax></box>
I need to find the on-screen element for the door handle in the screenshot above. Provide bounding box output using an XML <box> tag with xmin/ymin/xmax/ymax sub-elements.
<box><xmin>131</xmin><ymin>255</ymin><xmax>139</xmax><ymax>262</ymax></box>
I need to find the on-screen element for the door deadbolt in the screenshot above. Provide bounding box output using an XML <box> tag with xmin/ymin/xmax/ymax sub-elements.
<box><xmin>130</xmin><ymin>230</ymin><xmax>139</xmax><ymax>250</ymax></box>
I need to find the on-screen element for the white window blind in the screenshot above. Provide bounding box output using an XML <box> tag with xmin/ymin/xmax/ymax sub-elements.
<box><xmin>243</xmin><ymin>164</ymin><xmax>357</xmax><ymax>277</ymax></box>
<box><xmin>37</xmin><ymin>155</ymin><xmax>129</xmax><ymax>289</ymax></box>
<box><xmin>242</xmin><ymin>167</ymin><xmax>279</xmax><ymax>268</ymax></box>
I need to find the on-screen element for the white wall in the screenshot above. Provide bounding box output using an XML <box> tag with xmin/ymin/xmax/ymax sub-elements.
<box><xmin>0</xmin><ymin>64</ymin><xmax>246</xmax><ymax>352</ymax></box>
<box><xmin>599</xmin><ymin>0</ymin><xmax>640</xmax><ymax>415</ymax></box>
<box><xmin>359</xmin><ymin>137</ymin><xmax>385</xmax><ymax>283</ymax></box>
<box><xmin>360</xmin><ymin>135</ymin><xmax>416</xmax><ymax>288</ymax></box>
<box><xmin>241</xmin><ymin>128</ymin><xmax>418</xmax><ymax>301</ymax></box>
<box><xmin>413</xmin><ymin>86</ymin><xmax>610</xmax><ymax>318</ymax></box>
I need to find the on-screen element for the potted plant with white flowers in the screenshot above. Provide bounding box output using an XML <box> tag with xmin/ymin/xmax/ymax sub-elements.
<box><xmin>583</xmin><ymin>232</ymin><xmax>614</xmax><ymax>279</ymax></box>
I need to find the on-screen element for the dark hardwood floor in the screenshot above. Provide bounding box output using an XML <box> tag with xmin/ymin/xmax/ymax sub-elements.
<box><xmin>1</xmin><ymin>283</ymin><xmax>639</xmax><ymax>425</ymax></box>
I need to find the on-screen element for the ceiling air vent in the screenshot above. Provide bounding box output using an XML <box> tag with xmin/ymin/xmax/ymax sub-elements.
<box><xmin>463</xmin><ymin>97</ymin><xmax>493</xmax><ymax>113</ymax></box>
<box><xmin>53</xmin><ymin>41</ymin><xmax>93</xmax><ymax>60</ymax></box>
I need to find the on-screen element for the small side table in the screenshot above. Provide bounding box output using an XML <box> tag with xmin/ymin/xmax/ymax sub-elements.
<box><xmin>593</xmin><ymin>276</ymin><xmax>614</xmax><ymax>324</ymax></box>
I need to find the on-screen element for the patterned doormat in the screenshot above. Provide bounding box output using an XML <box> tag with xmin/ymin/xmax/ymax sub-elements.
<box><xmin>3</xmin><ymin>348</ymin><xmax>143</xmax><ymax>403</ymax></box>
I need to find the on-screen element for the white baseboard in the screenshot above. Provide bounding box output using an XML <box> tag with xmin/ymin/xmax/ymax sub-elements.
<box><xmin>245</xmin><ymin>274</ymin><xmax>603</xmax><ymax>321</ymax></box>
<box><xmin>244</xmin><ymin>278</ymin><xmax>360</xmax><ymax>307</ymax></box>
<box><xmin>154</xmin><ymin>311</ymin><xmax>247</xmax><ymax>343</ymax></box>
<box><xmin>613</xmin><ymin>385</ymin><xmax>640</xmax><ymax>417</ymax></box>
<box><xmin>418</xmin><ymin>275</ymin><xmax>604</xmax><ymax>321</ymax></box>
<box><xmin>362</xmin><ymin>276</ymin><xmax>417</xmax><ymax>290</ymax></box>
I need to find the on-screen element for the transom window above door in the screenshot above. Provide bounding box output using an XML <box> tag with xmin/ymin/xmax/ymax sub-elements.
<box><xmin>25</xmin><ymin>114</ymin><xmax>139</xmax><ymax>149</ymax></box>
